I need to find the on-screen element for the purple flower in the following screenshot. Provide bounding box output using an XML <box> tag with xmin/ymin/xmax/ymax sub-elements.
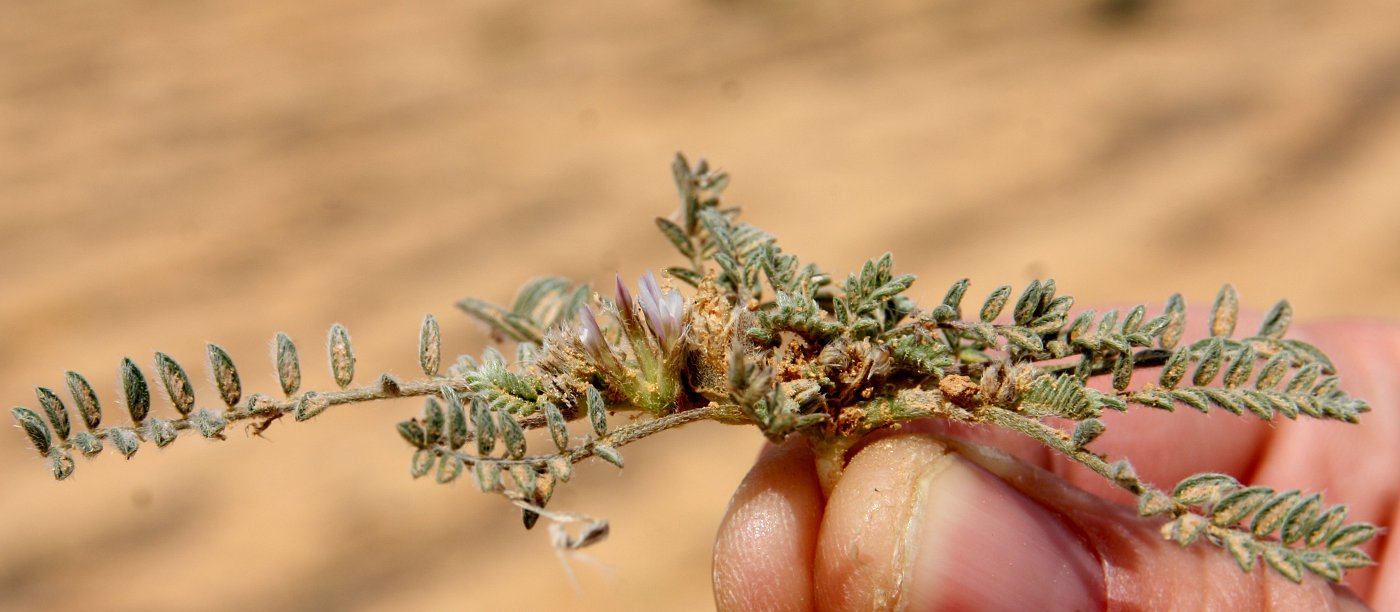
<box><xmin>578</xmin><ymin>306</ymin><xmax>616</xmax><ymax>372</ymax></box>
<box><xmin>638</xmin><ymin>271</ymin><xmax>685</xmax><ymax>353</ymax></box>
<box><xmin>615</xmin><ymin>274</ymin><xmax>635</xmax><ymax>320</ymax></box>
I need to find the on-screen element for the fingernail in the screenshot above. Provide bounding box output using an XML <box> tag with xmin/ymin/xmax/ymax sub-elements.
<box><xmin>899</xmin><ymin>443</ymin><xmax>1106</xmax><ymax>610</ymax></box>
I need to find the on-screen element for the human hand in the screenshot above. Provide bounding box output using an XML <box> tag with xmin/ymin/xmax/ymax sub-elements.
<box><xmin>713</xmin><ymin>320</ymin><xmax>1399</xmax><ymax>610</ymax></box>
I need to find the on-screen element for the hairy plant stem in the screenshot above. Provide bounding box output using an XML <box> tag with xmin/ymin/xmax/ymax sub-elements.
<box><xmin>980</xmin><ymin>405</ymin><xmax>1147</xmax><ymax>496</ymax></box>
<box><xmin>441</xmin><ymin>403</ymin><xmax>743</xmax><ymax>468</ymax></box>
<box><xmin>53</xmin><ymin>377</ymin><xmax>562</xmax><ymax>453</ymax></box>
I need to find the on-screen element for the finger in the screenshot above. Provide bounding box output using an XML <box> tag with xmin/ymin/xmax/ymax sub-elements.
<box><xmin>814</xmin><ymin>434</ymin><xmax>1104</xmax><ymax>611</ymax></box>
<box><xmin>714</xmin><ymin>436</ymin><xmax>824</xmax><ymax>612</ymax></box>
<box><xmin>815</xmin><ymin>434</ymin><xmax>1367</xmax><ymax>611</ymax></box>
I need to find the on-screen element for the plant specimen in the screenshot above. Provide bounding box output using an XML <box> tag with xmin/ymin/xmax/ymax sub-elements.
<box><xmin>9</xmin><ymin>154</ymin><xmax>1380</xmax><ymax>585</ymax></box>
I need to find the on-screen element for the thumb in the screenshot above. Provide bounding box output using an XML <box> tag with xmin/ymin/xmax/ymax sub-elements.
<box><xmin>814</xmin><ymin>434</ymin><xmax>1368</xmax><ymax>611</ymax></box>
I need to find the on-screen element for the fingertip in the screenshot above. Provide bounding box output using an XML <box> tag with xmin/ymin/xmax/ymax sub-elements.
<box><xmin>815</xmin><ymin>435</ymin><xmax>1103</xmax><ymax>611</ymax></box>
<box><xmin>714</xmin><ymin>436</ymin><xmax>824</xmax><ymax>612</ymax></box>
<box><xmin>813</xmin><ymin>435</ymin><xmax>952</xmax><ymax>610</ymax></box>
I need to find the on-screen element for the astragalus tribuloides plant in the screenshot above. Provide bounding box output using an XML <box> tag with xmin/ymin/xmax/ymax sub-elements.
<box><xmin>9</xmin><ymin>154</ymin><xmax>1380</xmax><ymax>584</ymax></box>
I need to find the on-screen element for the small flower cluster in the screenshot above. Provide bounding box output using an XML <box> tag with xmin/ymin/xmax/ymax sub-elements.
<box><xmin>579</xmin><ymin>271</ymin><xmax>687</xmax><ymax>414</ymax></box>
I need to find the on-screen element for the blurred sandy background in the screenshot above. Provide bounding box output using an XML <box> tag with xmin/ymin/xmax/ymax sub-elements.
<box><xmin>2</xmin><ymin>1</ymin><xmax>1399</xmax><ymax>610</ymax></box>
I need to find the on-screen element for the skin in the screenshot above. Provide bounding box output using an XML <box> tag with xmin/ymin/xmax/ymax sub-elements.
<box><xmin>713</xmin><ymin>319</ymin><xmax>1400</xmax><ymax>611</ymax></box>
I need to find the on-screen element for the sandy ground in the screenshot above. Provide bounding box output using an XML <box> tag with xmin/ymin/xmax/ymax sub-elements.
<box><xmin>1</xmin><ymin>1</ymin><xmax>1398</xmax><ymax>610</ymax></box>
